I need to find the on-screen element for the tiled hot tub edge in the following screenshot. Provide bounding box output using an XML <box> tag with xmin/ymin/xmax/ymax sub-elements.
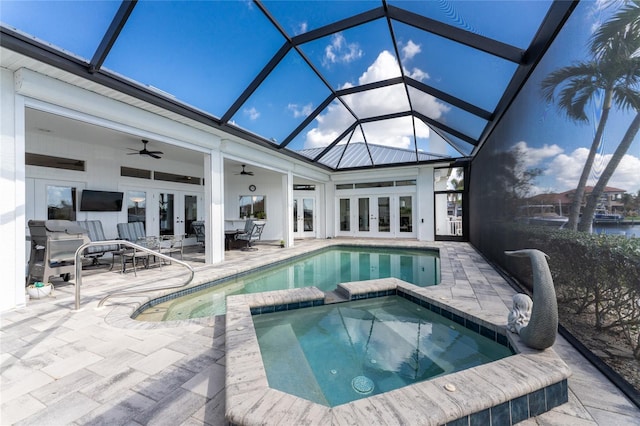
<box><xmin>225</xmin><ymin>281</ymin><xmax>571</xmax><ymax>426</ymax></box>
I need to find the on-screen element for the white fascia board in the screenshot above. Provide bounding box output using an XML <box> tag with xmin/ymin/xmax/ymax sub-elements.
<box><xmin>331</xmin><ymin>167</ymin><xmax>420</xmax><ymax>182</ymax></box>
<box><xmin>14</xmin><ymin>68</ymin><xmax>220</xmax><ymax>151</ymax></box>
<box><xmin>221</xmin><ymin>139</ymin><xmax>330</xmax><ymax>183</ymax></box>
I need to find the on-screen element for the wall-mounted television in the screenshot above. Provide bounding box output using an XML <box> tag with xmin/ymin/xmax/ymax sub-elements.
<box><xmin>80</xmin><ymin>190</ymin><xmax>124</xmax><ymax>212</ymax></box>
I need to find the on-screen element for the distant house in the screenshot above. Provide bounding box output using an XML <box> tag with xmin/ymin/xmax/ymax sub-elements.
<box><xmin>527</xmin><ymin>186</ymin><xmax>626</xmax><ymax>216</ymax></box>
<box><xmin>561</xmin><ymin>186</ymin><xmax>626</xmax><ymax>215</ymax></box>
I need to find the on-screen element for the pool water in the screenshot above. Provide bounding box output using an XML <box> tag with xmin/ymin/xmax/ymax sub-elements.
<box><xmin>253</xmin><ymin>296</ymin><xmax>514</xmax><ymax>407</ymax></box>
<box><xmin>136</xmin><ymin>246</ymin><xmax>439</xmax><ymax>321</ymax></box>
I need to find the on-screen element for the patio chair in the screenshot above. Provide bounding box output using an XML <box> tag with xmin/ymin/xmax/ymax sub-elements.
<box><xmin>116</xmin><ymin>222</ymin><xmax>160</xmax><ymax>270</ymax></box>
<box><xmin>75</xmin><ymin>220</ymin><xmax>120</xmax><ymax>266</ymax></box>
<box><xmin>191</xmin><ymin>221</ymin><xmax>205</xmax><ymax>246</ymax></box>
<box><xmin>117</xmin><ymin>222</ymin><xmax>148</xmax><ymax>243</ymax></box>
<box><xmin>235</xmin><ymin>220</ymin><xmax>265</xmax><ymax>251</ymax></box>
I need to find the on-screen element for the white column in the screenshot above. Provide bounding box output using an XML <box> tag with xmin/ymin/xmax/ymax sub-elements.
<box><xmin>204</xmin><ymin>149</ymin><xmax>224</xmax><ymax>263</ymax></box>
<box><xmin>1</xmin><ymin>69</ymin><xmax>27</xmax><ymax>311</ymax></box>
<box><xmin>282</xmin><ymin>171</ymin><xmax>294</xmax><ymax>247</ymax></box>
<box><xmin>418</xmin><ymin>167</ymin><xmax>435</xmax><ymax>241</ymax></box>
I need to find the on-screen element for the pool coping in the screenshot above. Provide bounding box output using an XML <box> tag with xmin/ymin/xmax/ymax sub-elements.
<box><xmin>225</xmin><ymin>279</ymin><xmax>571</xmax><ymax>425</ymax></box>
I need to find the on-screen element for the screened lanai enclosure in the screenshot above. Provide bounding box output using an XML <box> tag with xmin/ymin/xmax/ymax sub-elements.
<box><xmin>2</xmin><ymin>0</ymin><xmax>639</xmax><ymax>403</ymax></box>
<box><xmin>1</xmin><ymin>0</ymin><xmax>574</xmax><ymax>169</ymax></box>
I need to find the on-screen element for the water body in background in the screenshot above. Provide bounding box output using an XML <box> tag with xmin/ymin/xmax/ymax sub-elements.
<box><xmin>592</xmin><ymin>224</ymin><xmax>640</xmax><ymax>238</ymax></box>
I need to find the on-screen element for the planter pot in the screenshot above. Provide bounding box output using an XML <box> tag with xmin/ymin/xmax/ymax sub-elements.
<box><xmin>27</xmin><ymin>283</ymin><xmax>52</xmax><ymax>299</ymax></box>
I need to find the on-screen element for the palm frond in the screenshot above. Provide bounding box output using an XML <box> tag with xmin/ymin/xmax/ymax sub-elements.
<box><xmin>591</xmin><ymin>1</ymin><xmax>640</xmax><ymax>60</ymax></box>
<box><xmin>540</xmin><ymin>62</ymin><xmax>599</xmax><ymax>102</ymax></box>
<box><xmin>612</xmin><ymin>85</ymin><xmax>640</xmax><ymax>110</ymax></box>
<box><xmin>558</xmin><ymin>81</ymin><xmax>598</xmax><ymax>121</ymax></box>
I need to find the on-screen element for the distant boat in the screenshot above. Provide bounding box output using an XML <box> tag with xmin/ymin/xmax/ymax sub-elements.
<box><xmin>517</xmin><ymin>205</ymin><xmax>568</xmax><ymax>228</ymax></box>
<box><xmin>592</xmin><ymin>209</ymin><xmax>623</xmax><ymax>224</ymax></box>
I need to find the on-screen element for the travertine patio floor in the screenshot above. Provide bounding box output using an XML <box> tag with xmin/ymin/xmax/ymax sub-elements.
<box><xmin>1</xmin><ymin>239</ymin><xmax>638</xmax><ymax>425</ymax></box>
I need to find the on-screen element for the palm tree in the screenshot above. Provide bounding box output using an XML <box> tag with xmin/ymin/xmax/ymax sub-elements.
<box><xmin>542</xmin><ymin>61</ymin><xmax>615</xmax><ymax>230</ymax></box>
<box><xmin>578</xmin><ymin>1</ymin><xmax>640</xmax><ymax>231</ymax></box>
<box><xmin>541</xmin><ymin>1</ymin><xmax>640</xmax><ymax>231</ymax></box>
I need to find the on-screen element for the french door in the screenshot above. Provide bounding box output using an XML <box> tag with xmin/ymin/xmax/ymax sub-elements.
<box><xmin>357</xmin><ymin>196</ymin><xmax>390</xmax><ymax>235</ymax></box>
<box><xmin>339</xmin><ymin>195</ymin><xmax>415</xmax><ymax>238</ymax></box>
<box><xmin>158</xmin><ymin>191</ymin><xmax>202</xmax><ymax>242</ymax></box>
<box><xmin>293</xmin><ymin>197</ymin><xmax>315</xmax><ymax>238</ymax></box>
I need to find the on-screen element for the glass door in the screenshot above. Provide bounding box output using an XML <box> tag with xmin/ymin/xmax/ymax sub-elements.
<box><xmin>293</xmin><ymin>197</ymin><xmax>315</xmax><ymax>238</ymax></box>
<box><xmin>434</xmin><ymin>166</ymin><xmax>466</xmax><ymax>241</ymax></box>
<box><xmin>399</xmin><ymin>195</ymin><xmax>414</xmax><ymax>235</ymax></box>
<box><xmin>358</xmin><ymin>197</ymin><xmax>370</xmax><ymax>232</ymax></box>
<box><xmin>377</xmin><ymin>196</ymin><xmax>390</xmax><ymax>233</ymax></box>
<box><xmin>357</xmin><ymin>196</ymin><xmax>391</xmax><ymax>236</ymax></box>
<box><xmin>159</xmin><ymin>191</ymin><xmax>202</xmax><ymax>242</ymax></box>
<box><xmin>159</xmin><ymin>193</ymin><xmax>175</xmax><ymax>236</ymax></box>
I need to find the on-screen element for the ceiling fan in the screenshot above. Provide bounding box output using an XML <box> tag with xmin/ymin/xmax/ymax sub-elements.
<box><xmin>127</xmin><ymin>140</ymin><xmax>163</xmax><ymax>159</ymax></box>
<box><xmin>235</xmin><ymin>164</ymin><xmax>254</xmax><ymax>176</ymax></box>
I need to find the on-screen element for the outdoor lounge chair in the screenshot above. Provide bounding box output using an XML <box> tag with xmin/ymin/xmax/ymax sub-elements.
<box><xmin>235</xmin><ymin>220</ymin><xmax>265</xmax><ymax>251</ymax></box>
<box><xmin>75</xmin><ymin>220</ymin><xmax>120</xmax><ymax>266</ymax></box>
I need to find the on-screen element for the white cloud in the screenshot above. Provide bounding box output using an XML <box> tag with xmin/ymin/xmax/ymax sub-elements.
<box><xmin>295</xmin><ymin>22</ymin><xmax>308</xmax><ymax>36</ymax></box>
<box><xmin>243</xmin><ymin>107</ymin><xmax>260</xmax><ymax>120</ymax></box>
<box><xmin>546</xmin><ymin>147</ymin><xmax>640</xmax><ymax>193</ymax></box>
<box><xmin>323</xmin><ymin>33</ymin><xmax>363</xmax><ymax>67</ymax></box>
<box><xmin>406</xmin><ymin>67</ymin><xmax>429</xmax><ymax>82</ymax></box>
<box><xmin>401</xmin><ymin>40</ymin><xmax>421</xmax><ymax>61</ymax></box>
<box><xmin>357</xmin><ymin>50</ymin><xmax>402</xmax><ymax>84</ymax></box>
<box><xmin>511</xmin><ymin>141</ymin><xmax>564</xmax><ymax>168</ymax></box>
<box><xmin>304</xmin><ymin>49</ymin><xmax>448</xmax><ymax>150</ymax></box>
<box><xmin>288</xmin><ymin>102</ymin><xmax>314</xmax><ymax>118</ymax></box>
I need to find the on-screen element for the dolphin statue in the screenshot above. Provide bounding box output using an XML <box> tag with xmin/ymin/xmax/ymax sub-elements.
<box><xmin>505</xmin><ymin>249</ymin><xmax>558</xmax><ymax>350</ymax></box>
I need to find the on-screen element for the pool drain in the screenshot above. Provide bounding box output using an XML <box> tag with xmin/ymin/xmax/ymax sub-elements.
<box><xmin>352</xmin><ymin>376</ymin><xmax>374</xmax><ymax>394</ymax></box>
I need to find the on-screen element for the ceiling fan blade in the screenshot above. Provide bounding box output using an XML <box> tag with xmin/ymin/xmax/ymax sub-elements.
<box><xmin>147</xmin><ymin>152</ymin><xmax>162</xmax><ymax>159</ymax></box>
<box><xmin>147</xmin><ymin>150</ymin><xmax>164</xmax><ymax>155</ymax></box>
<box><xmin>127</xmin><ymin>152</ymin><xmax>140</xmax><ymax>155</ymax></box>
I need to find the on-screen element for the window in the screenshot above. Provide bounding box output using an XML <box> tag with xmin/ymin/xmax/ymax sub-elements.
<box><xmin>399</xmin><ymin>196</ymin><xmax>413</xmax><ymax>232</ymax></box>
<box><xmin>47</xmin><ymin>185</ymin><xmax>76</xmax><ymax>220</ymax></box>
<box><xmin>239</xmin><ymin>195</ymin><xmax>266</xmax><ymax>219</ymax></box>
<box><xmin>339</xmin><ymin>199</ymin><xmax>350</xmax><ymax>231</ymax></box>
<box><xmin>27</xmin><ymin>153</ymin><xmax>85</xmax><ymax>171</ymax></box>
<box><xmin>154</xmin><ymin>171</ymin><xmax>201</xmax><ymax>185</ymax></box>
<box><xmin>127</xmin><ymin>191</ymin><xmax>146</xmax><ymax>226</ymax></box>
<box><xmin>121</xmin><ymin>166</ymin><xmax>151</xmax><ymax>179</ymax></box>
<box><xmin>293</xmin><ymin>184</ymin><xmax>316</xmax><ymax>191</ymax></box>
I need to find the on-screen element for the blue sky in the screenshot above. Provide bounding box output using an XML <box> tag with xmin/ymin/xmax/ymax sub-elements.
<box><xmin>1</xmin><ymin>0</ymin><xmax>638</xmax><ymax>192</ymax></box>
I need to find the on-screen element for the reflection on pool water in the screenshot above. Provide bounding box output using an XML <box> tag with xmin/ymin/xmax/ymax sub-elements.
<box><xmin>253</xmin><ymin>296</ymin><xmax>514</xmax><ymax>407</ymax></box>
<box><xmin>136</xmin><ymin>246</ymin><xmax>440</xmax><ymax>321</ymax></box>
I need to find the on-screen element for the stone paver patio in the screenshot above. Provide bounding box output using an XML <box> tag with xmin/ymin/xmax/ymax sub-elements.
<box><xmin>1</xmin><ymin>239</ymin><xmax>638</xmax><ymax>425</ymax></box>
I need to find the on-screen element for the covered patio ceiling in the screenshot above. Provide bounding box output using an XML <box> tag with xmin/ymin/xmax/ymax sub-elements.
<box><xmin>1</xmin><ymin>0</ymin><xmax>576</xmax><ymax>171</ymax></box>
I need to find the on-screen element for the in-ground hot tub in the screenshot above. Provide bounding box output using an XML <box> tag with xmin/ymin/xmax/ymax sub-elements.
<box><xmin>225</xmin><ymin>278</ymin><xmax>571</xmax><ymax>425</ymax></box>
<box><xmin>253</xmin><ymin>295</ymin><xmax>515</xmax><ymax>407</ymax></box>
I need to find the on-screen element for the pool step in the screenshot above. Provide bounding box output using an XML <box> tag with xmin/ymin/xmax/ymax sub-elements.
<box><xmin>324</xmin><ymin>289</ymin><xmax>349</xmax><ymax>304</ymax></box>
<box><xmin>257</xmin><ymin>324</ymin><xmax>329</xmax><ymax>406</ymax></box>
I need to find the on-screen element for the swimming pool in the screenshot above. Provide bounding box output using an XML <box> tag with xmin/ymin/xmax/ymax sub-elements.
<box><xmin>253</xmin><ymin>295</ymin><xmax>514</xmax><ymax>407</ymax></box>
<box><xmin>135</xmin><ymin>245</ymin><xmax>439</xmax><ymax>321</ymax></box>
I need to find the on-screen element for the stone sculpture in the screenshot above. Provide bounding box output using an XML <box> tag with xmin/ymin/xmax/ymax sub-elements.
<box><xmin>507</xmin><ymin>293</ymin><xmax>533</xmax><ymax>333</ymax></box>
<box><xmin>505</xmin><ymin>249</ymin><xmax>558</xmax><ymax>350</ymax></box>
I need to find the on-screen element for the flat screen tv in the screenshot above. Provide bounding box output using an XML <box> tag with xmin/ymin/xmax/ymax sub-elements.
<box><xmin>80</xmin><ymin>190</ymin><xmax>124</xmax><ymax>212</ymax></box>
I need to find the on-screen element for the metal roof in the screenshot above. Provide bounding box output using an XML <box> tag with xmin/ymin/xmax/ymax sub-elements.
<box><xmin>0</xmin><ymin>0</ymin><xmax>577</xmax><ymax>171</ymax></box>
